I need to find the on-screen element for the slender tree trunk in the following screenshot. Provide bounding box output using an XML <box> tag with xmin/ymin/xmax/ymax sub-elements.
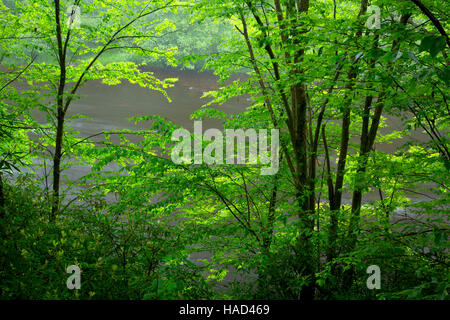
<box><xmin>51</xmin><ymin>109</ymin><xmax>64</xmax><ymax>217</ymax></box>
<box><xmin>322</xmin><ymin>127</ymin><xmax>336</xmax><ymax>263</ymax></box>
<box><xmin>51</xmin><ymin>0</ymin><xmax>66</xmax><ymax>219</ymax></box>
<box><xmin>324</xmin><ymin>59</ymin><xmax>354</xmax><ymax>264</ymax></box>
<box><xmin>293</xmin><ymin>83</ymin><xmax>316</xmax><ymax>300</ymax></box>
<box><xmin>324</xmin><ymin>0</ymin><xmax>369</xmax><ymax>267</ymax></box>
<box><xmin>343</xmin><ymin>13</ymin><xmax>412</xmax><ymax>289</ymax></box>
<box><xmin>347</xmin><ymin>14</ymin><xmax>412</xmax><ymax>239</ymax></box>
<box><xmin>410</xmin><ymin>0</ymin><xmax>449</xmax><ymax>47</ymax></box>
<box><xmin>244</xmin><ymin>0</ymin><xmax>315</xmax><ymax>299</ymax></box>
<box><xmin>289</xmin><ymin>0</ymin><xmax>316</xmax><ymax>300</ymax></box>
<box><xmin>263</xmin><ymin>161</ymin><xmax>281</xmax><ymax>249</ymax></box>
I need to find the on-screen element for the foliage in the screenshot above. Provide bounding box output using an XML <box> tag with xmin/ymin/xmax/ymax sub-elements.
<box><xmin>0</xmin><ymin>0</ymin><xmax>448</xmax><ymax>300</ymax></box>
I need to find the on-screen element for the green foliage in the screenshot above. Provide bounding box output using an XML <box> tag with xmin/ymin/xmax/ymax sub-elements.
<box><xmin>0</xmin><ymin>0</ymin><xmax>448</xmax><ymax>300</ymax></box>
<box><xmin>0</xmin><ymin>177</ymin><xmax>215</xmax><ymax>299</ymax></box>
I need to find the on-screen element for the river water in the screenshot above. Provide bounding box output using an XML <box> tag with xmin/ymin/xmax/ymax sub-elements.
<box><xmin>15</xmin><ymin>65</ymin><xmax>432</xmax><ymax>206</ymax></box>
<box><xmin>26</xmin><ymin>66</ymin><xmax>246</xmax><ymax>183</ymax></box>
<box><xmin>67</xmin><ymin>67</ymin><xmax>246</xmax><ymax>135</ymax></box>
<box><xmin>50</xmin><ymin>66</ymin><xmax>429</xmax><ymax>203</ymax></box>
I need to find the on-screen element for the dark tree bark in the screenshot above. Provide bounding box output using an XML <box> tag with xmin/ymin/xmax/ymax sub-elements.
<box><xmin>343</xmin><ymin>13</ymin><xmax>412</xmax><ymax>289</ymax></box>
<box><xmin>51</xmin><ymin>0</ymin><xmax>67</xmax><ymax>219</ymax></box>
<box><xmin>242</xmin><ymin>0</ymin><xmax>315</xmax><ymax>300</ymax></box>
<box><xmin>410</xmin><ymin>0</ymin><xmax>450</xmax><ymax>47</ymax></box>
<box><xmin>325</xmin><ymin>0</ymin><xmax>370</xmax><ymax>264</ymax></box>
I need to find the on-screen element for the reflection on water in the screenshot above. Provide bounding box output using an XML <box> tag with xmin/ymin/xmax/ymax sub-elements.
<box><xmin>26</xmin><ymin>67</ymin><xmax>247</xmax><ymax>189</ymax></box>
<box><xmin>67</xmin><ymin>67</ymin><xmax>246</xmax><ymax>136</ymax></box>
<box><xmin>22</xmin><ymin>66</ymin><xmax>430</xmax><ymax>203</ymax></box>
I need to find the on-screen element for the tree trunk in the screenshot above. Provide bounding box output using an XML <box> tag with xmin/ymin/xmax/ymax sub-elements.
<box><xmin>51</xmin><ymin>0</ymin><xmax>66</xmax><ymax>219</ymax></box>
<box><xmin>324</xmin><ymin>0</ymin><xmax>369</xmax><ymax>265</ymax></box>
<box><xmin>343</xmin><ymin>13</ymin><xmax>411</xmax><ymax>289</ymax></box>
<box><xmin>51</xmin><ymin>109</ymin><xmax>64</xmax><ymax>217</ymax></box>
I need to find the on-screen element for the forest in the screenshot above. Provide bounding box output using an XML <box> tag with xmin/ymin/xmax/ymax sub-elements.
<box><xmin>0</xmin><ymin>0</ymin><xmax>448</xmax><ymax>300</ymax></box>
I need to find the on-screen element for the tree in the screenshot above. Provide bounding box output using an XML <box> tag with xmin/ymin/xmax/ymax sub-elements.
<box><xmin>4</xmin><ymin>0</ymin><xmax>180</xmax><ymax>218</ymax></box>
<box><xmin>0</xmin><ymin>0</ymin><xmax>448</xmax><ymax>300</ymax></box>
<box><xmin>190</xmin><ymin>0</ymin><xmax>448</xmax><ymax>298</ymax></box>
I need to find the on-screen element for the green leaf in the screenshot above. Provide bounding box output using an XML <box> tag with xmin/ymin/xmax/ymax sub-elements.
<box><xmin>419</xmin><ymin>36</ymin><xmax>446</xmax><ymax>58</ymax></box>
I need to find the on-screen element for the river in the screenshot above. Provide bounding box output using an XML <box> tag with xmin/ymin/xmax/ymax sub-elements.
<box><xmin>18</xmin><ymin>65</ymin><xmax>432</xmax><ymax>205</ymax></box>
